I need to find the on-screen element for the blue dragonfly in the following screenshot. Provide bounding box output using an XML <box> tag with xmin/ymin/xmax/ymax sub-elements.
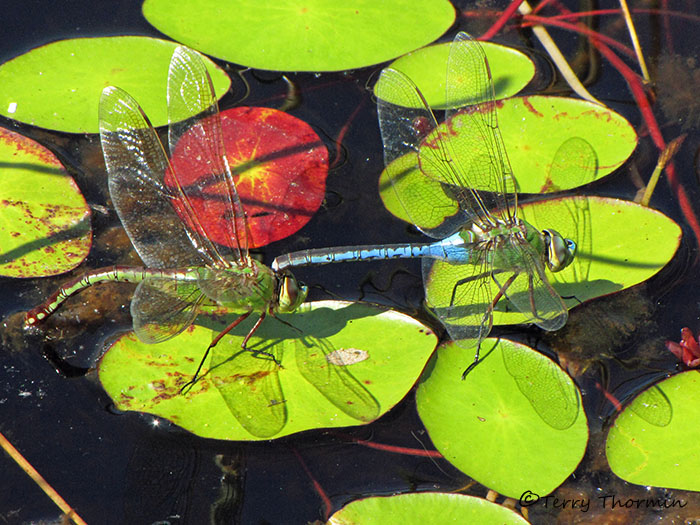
<box><xmin>274</xmin><ymin>32</ymin><xmax>595</xmax><ymax>379</ymax></box>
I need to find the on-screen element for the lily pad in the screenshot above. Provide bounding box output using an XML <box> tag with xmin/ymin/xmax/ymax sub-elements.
<box><xmin>499</xmin><ymin>96</ymin><xmax>637</xmax><ymax>192</ymax></box>
<box><xmin>378</xmin><ymin>97</ymin><xmax>637</xmax><ymax>226</ymax></box>
<box><xmin>327</xmin><ymin>492</ymin><xmax>529</xmax><ymax>524</ymax></box>
<box><xmin>425</xmin><ymin>196</ymin><xmax>681</xmax><ymax>328</ymax></box>
<box><xmin>416</xmin><ymin>339</ymin><xmax>588</xmax><ymax>498</ymax></box>
<box><xmin>98</xmin><ymin>300</ymin><xmax>437</xmax><ymax>440</ymax></box>
<box><xmin>606</xmin><ymin>371</ymin><xmax>700</xmax><ymax>491</ymax></box>
<box><xmin>0</xmin><ymin>128</ymin><xmax>91</xmax><ymax>278</ymax></box>
<box><xmin>168</xmin><ymin>106</ymin><xmax>328</xmax><ymax>249</ymax></box>
<box><xmin>142</xmin><ymin>0</ymin><xmax>455</xmax><ymax>71</ymax></box>
<box><xmin>0</xmin><ymin>36</ymin><xmax>231</xmax><ymax>133</ymax></box>
<box><xmin>374</xmin><ymin>41</ymin><xmax>535</xmax><ymax>109</ymax></box>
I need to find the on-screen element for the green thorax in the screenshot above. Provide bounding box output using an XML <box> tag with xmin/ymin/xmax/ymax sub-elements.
<box><xmin>196</xmin><ymin>259</ymin><xmax>277</xmax><ymax>311</ymax></box>
<box><xmin>461</xmin><ymin>218</ymin><xmax>546</xmax><ymax>271</ymax></box>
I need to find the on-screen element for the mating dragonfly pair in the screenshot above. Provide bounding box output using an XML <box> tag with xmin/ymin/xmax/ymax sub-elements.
<box><xmin>25</xmin><ymin>33</ymin><xmax>594</xmax><ymax>425</ymax></box>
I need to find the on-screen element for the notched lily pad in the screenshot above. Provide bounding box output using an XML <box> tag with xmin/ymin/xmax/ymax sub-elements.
<box><xmin>606</xmin><ymin>371</ymin><xmax>700</xmax><ymax>491</ymax></box>
<box><xmin>98</xmin><ymin>300</ymin><xmax>437</xmax><ymax>440</ymax></box>
<box><xmin>374</xmin><ymin>40</ymin><xmax>535</xmax><ymax>109</ymax></box>
<box><xmin>0</xmin><ymin>36</ymin><xmax>230</xmax><ymax>133</ymax></box>
<box><xmin>328</xmin><ymin>492</ymin><xmax>529</xmax><ymax>524</ymax></box>
<box><xmin>0</xmin><ymin>128</ymin><xmax>91</xmax><ymax>277</ymax></box>
<box><xmin>142</xmin><ymin>0</ymin><xmax>456</xmax><ymax>71</ymax></box>
<box><xmin>424</xmin><ymin>196</ymin><xmax>681</xmax><ymax>328</ymax></box>
<box><xmin>416</xmin><ymin>339</ymin><xmax>588</xmax><ymax>498</ymax></box>
<box><xmin>169</xmin><ymin>106</ymin><xmax>328</xmax><ymax>248</ymax></box>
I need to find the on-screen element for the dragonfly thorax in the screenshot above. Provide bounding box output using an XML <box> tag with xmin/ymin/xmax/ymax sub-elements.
<box><xmin>197</xmin><ymin>261</ymin><xmax>276</xmax><ymax>310</ymax></box>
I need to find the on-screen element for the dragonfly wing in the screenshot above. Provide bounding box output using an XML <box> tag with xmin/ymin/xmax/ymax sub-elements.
<box><xmin>432</xmin><ymin>32</ymin><xmax>517</xmax><ymax>225</ymax></box>
<box><xmin>376</xmin><ymin>68</ymin><xmax>470</xmax><ymax>239</ymax></box>
<box><xmin>494</xmin><ymin>237</ymin><xmax>568</xmax><ymax>331</ymax></box>
<box><xmin>131</xmin><ymin>277</ymin><xmax>205</xmax><ymax>343</ymax></box>
<box><xmin>296</xmin><ymin>337</ymin><xmax>379</xmax><ymax>422</ymax></box>
<box><xmin>422</xmin><ymin>250</ymin><xmax>497</xmax><ymax>345</ymax></box>
<box><xmin>167</xmin><ymin>46</ymin><xmax>250</xmax><ymax>266</ymax></box>
<box><xmin>211</xmin><ymin>346</ymin><xmax>286</xmax><ymax>438</ymax></box>
<box><xmin>501</xmin><ymin>344</ymin><xmax>580</xmax><ymax>430</ymax></box>
<box><xmin>99</xmin><ymin>87</ymin><xmax>210</xmax><ymax>268</ymax></box>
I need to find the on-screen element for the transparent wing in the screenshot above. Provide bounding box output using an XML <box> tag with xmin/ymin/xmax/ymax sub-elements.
<box><xmin>131</xmin><ymin>277</ymin><xmax>205</xmax><ymax>343</ymax></box>
<box><xmin>99</xmin><ymin>86</ymin><xmax>211</xmax><ymax>268</ymax></box>
<box><xmin>377</xmin><ymin>68</ymin><xmax>469</xmax><ymax>239</ymax></box>
<box><xmin>502</xmin><ymin>344</ymin><xmax>580</xmax><ymax>430</ymax></box>
<box><xmin>211</xmin><ymin>346</ymin><xmax>286</xmax><ymax>438</ymax></box>
<box><xmin>296</xmin><ymin>336</ymin><xmax>379</xmax><ymax>422</ymax></box>
<box><xmin>167</xmin><ymin>46</ymin><xmax>250</xmax><ymax>267</ymax></box>
<box><xmin>422</xmin><ymin>249</ymin><xmax>498</xmax><ymax>345</ymax></box>
<box><xmin>438</xmin><ymin>32</ymin><xmax>517</xmax><ymax>223</ymax></box>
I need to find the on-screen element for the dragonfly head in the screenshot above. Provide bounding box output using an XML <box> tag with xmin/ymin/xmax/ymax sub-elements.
<box><xmin>543</xmin><ymin>229</ymin><xmax>576</xmax><ymax>272</ymax></box>
<box><xmin>276</xmin><ymin>273</ymin><xmax>308</xmax><ymax>313</ymax></box>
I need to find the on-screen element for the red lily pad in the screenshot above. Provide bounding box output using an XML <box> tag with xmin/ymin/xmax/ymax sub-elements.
<box><xmin>0</xmin><ymin>128</ymin><xmax>91</xmax><ymax>277</ymax></box>
<box><xmin>168</xmin><ymin>106</ymin><xmax>328</xmax><ymax>248</ymax></box>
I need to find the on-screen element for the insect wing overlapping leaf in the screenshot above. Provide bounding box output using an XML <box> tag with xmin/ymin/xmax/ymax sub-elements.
<box><xmin>131</xmin><ymin>277</ymin><xmax>206</xmax><ymax>343</ymax></box>
<box><xmin>377</xmin><ymin>69</ymin><xmax>469</xmax><ymax>239</ymax></box>
<box><xmin>422</xmin><ymin>252</ymin><xmax>497</xmax><ymax>343</ymax></box>
<box><xmin>438</xmin><ymin>32</ymin><xmax>517</xmax><ymax>225</ymax></box>
<box><xmin>167</xmin><ymin>46</ymin><xmax>250</xmax><ymax>267</ymax></box>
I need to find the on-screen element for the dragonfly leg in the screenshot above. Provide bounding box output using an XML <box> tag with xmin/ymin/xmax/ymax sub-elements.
<box><xmin>462</xmin><ymin>272</ymin><xmax>519</xmax><ymax>379</ymax></box>
<box><xmin>180</xmin><ymin>311</ymin><xmax>253</xmax><ymax>393</ymax></box>
<box><xmin>241</xmin><ymin>313</ymin><xmax>282</xmax><ymax>367</ymax></box>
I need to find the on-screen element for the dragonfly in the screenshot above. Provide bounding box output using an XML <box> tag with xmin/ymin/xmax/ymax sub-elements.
<box><xmin>25</xmin><ymin>46</ymin><xmax>382</xmax><ymax>438</ymax></box>
<box><xmin>24</xmin><ymin>46</ymin><xmax>309</xmax><ymax>395</ymax></box>
<box><xmin>274</xmin><ymin>32</ymin><xmax>594</xmax><ymax>378</ymax></box>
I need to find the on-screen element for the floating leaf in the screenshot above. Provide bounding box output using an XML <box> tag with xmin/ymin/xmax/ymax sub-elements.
<box><xmin>424</xmin><ymin>196</ymin><xmax>681</xmax><ymax>328</ymax></box>
<box><xmin>374</xmin><ymin>41</ymin><xmax>535</xmax><ymax>109</ymax></box>
<box><xmin>0</xmin><ymin>128</ymin><xmax>91</xmax><ymax>277</ymax></box>
<box><xmin>606</xmin><ymin>371</ymin><xmax>700</xmax><ymax>491</ymax></box>
<box><xmin>142</xmin><ymin>0</ymin><xmax>456</xmax><ymax>71</ymax></box>
<box><xmin>416</xmin><ymin>339</ymin><xmax>588</xmax><ymax>497</ymax></box>
<box><xmin>99</xmin><ymin>301</ymin><xmax>437</xmax><ymax>440</ymax></box>
<box><xmin>0</xmin><ymin>37</ymin><xmax>230</xmax><ymax>133</ymax></box>
<box><xmin>168</xmin><ymin>107</ymin><xmax>328</xmax><ymax>248</ymax></box>
<box><xmin>328</xmin><ymin>492</ymin><xmax>529</xmax><ymax>525</ymax></box>
<box><xmin>379</xmin><ymin>96</ymin><xmax>637</xmax><ymax>225</ymax></box>
<box><xmin>498</xmin><ymin>96</ymin><xmax>637</xmax><ymax>192</ymax></box>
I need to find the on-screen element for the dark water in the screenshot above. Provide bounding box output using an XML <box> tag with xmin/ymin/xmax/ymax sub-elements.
<box><xmin>1</xmin><ymin>0</ymin><xmax>700</xmax><ymax>523</ymax></box>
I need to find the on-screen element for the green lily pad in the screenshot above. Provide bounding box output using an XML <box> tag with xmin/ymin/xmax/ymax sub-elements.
<box><xmin>327</xmin><ymin>492</ymin><xmax>529</xmax><ymax>524</ymax></box>
<box><xmin>0</xmin><ymin>128</ymin><xmax>91</xmax><ymax>278</ymax></box>
<box><xmin>425</xmin><ymin>196</ymin><xmax>681</xmax><ymax>328</ymax></box>
<box><xmin>416</xmin><ymin>339</ymin><xmax>588</xmax><ymax>498</ymax></box>
<box><xmin>99</xmin><ymin>300</ymin><xmax>437</xmax><ymax>441</ymax></box>
<box><xmin>142</xmin><ymin>0</ymin><xmax>455</xmax><ymax>71</ymax></box>
<box><xmin>378</xmin><ymin>97</ymin><xmax>637</xmax><ymax>226</ymax></box>
<box><xmin>374</xmin><ymin>41</ymin><xmax>535</xmax><ymax>109</ymax></box>
<box><xmin>0</xmin><ymin>36</ymin><xmax>231</xmax><ymax>133</ymax></box>
<box><xmin>499</xmin><ymin>96</ymin><xmax>637</xmax><ymax>192</ymax></box>
<box><xmin>606</xmin><ymin>371</ymin><xmax>700</xmax><ymax>491</ymax></box>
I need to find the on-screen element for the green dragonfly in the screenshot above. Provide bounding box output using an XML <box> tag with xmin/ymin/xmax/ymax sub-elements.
<box><xmin>274</xmin><ymin>32</ymin><xmax>596</xmax><ymax>379</ymax></box>
<box><xmin>25</xmin><ymin>46</ymin><xmax>378</xmax><ymax>437</ymax></box>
